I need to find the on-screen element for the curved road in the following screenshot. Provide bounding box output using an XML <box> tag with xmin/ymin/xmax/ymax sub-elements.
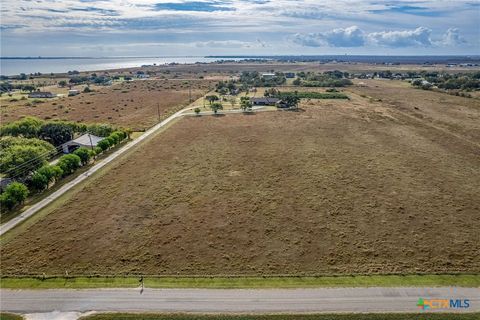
<box><xmin>0</xmin><ymin>107</ymin><xmax>268</xmax><ymax>237</ymax></box>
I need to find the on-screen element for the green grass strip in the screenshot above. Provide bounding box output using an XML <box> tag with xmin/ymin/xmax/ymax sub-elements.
<box><xmin>80</xmin><ymin>313</ymin><xmax>480</xmax><ymax>320</ymax></box>
<box><xmin>0</xmin><ymin>313</ymin><xmax>24</xmax><ymax>320</ymax></box>
<box><xmin>1</xmin><ymin>274</ymin><xmax>478</xmax><ymax>289</ymax></box>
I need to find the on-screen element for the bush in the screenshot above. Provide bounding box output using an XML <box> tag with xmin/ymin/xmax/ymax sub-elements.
<box><xmin>73</xmin><ymin>147</ymin><xmax>92</xmax><ymax>165</ymax></box>
<box><xmin>110</xmin><ymin>131</ymin><xmax>126</xmax><ymax>142</ymax></box>
<box><xmin>97</xmin><ymin>139</ymin><xmax>111</xmax><ymax>151</ymax></box>
<box><xmin>86</xmin><ymin>124</ymin><xmax>115</xmax><ymax>137</ymax></box>
<box><xmin>0</xmin><ymin>182</ymin><xmax>29</xmax><ymax>211</ymax></box>
<box><xmin>58</xmin><ymin>154</ymin><xmax>81</xmax><ymax>176</ymax></box>
<box><xmin>105</xmin><ymin>136</ymin><xmax>115</xmax><ymax>146</ymax></box>
<box><xmin>194</xmin><ymin>107</ymin><xmax>201</xmax><ymax>115</ymax></box>
<box><xmin>30</xmin><ymin>171</ymin><xmax>49</xmax><ymax>190</ymax></box>
<box><xmin>38</xmin><ymin>122</ymin><xmax>74</xmax><ymax>146</ymax></box>
<box><xmin>0</xmin><ymin>136</ymin><xmax>56</xmax><ymax>178</ymax></box>
<box><xmin>94</xmin><ymin>146</ymin><xmax>103</xmax><ymax>155</ymax></box>
<box><xmin>0</xmin><ymin>117</ymin><xmax>44</xmax><ymax>138</ymax></box>
<box><xmin>30</xmin><ymin>164</ymin><xmax>65</xmax><ymax>190</ymax></box>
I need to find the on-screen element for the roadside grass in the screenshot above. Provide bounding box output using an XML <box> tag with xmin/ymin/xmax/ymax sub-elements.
<box><xmin>1</xmin><ymin>274</ymin><xmax>478</xmax><ymax>289</ymax></box>
<box><xmin>80</xmin><ymin>313</ymin><xmax>480</xmax><ymax>320</ymax></box>
<box><xmin>0</xmin><ymin>313</ymin><xmax>23</xmax><ymax>320</ymax></box>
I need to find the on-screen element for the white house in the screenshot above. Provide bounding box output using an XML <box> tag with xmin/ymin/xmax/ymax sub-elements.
<box><xmin>61</xmin><ymin>133</ymin><xmax>103</xmax><ymax>153</ymax></box>
<box><xmin>68</xmin><ymin>89</ymin><xmax>80</xmax><ymax>96</ymax></box>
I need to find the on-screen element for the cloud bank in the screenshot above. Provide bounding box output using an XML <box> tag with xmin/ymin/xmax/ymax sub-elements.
<box><xmin>292</xmin><ymin>26</ymin><xmax>468</xmax><ymax>48</ymax></box>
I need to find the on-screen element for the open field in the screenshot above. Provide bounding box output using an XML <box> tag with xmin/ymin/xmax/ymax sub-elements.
<box><xmin>1</xmin><ymin>81</ymin><xmax>479</xmax><ymax>276</ymax></box>
<box><xmin>1</xmin><ymin>79</ymin><xmax>214</xmax><ymax>130</ymax></box>
<box><xmin>80</xmin><ymin>313</ymin><xmax>480</xmax><ymax>320</ymax></box>
<box><xmin>346</xmin><ymin>79</ymin><xmax>480</xmax><ymax>143</ymax></box>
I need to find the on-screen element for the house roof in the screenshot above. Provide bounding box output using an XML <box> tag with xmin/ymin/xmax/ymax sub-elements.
<box><xmin>250</xmin><ymin>97</ymin><xmax>280</xmax><ymax>104</ymax></box>
<box><xmin>63</xmin><ymin>133</ymin><xmax>103</xmax><ymax>147</ymax></box>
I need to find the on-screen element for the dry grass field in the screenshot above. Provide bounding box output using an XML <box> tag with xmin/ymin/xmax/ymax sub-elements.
<box><xmin>1</xmin><ymin>79</ymin><xmax>214</xmax><ymax>130</ymax></box>
<box><xmin>1</xmin><ymin>83</ymin><xmax>479</xmax><ymax>276</ymax></box>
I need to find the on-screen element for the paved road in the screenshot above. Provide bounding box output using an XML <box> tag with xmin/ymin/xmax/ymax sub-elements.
<box><xmin>1</xmin><ymin>287</ymin><xmax>479</xmax><ymax>316</ymax></box>
<box><xmin>0</xmin><ymin>107</ymin><xmax>267</xmax><ymax>237</ymax></box>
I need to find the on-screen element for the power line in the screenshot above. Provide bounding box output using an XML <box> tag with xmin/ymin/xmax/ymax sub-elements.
<box><xmin>2</xmin><ymin>144</ymin><xmax>63</xmax><ymax>175</ymax></box>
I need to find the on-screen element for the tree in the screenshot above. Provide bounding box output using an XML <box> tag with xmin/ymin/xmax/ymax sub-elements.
<box><xmin>0</xmin><ymin>137</ymin><xmax>56</xmax><ymax>178</ymax></box>
<box><xmin>0</xmin><ymin>117</ymin><xmax>44</xmax><ymax>138</ymax></box>
<box><xmin>38</xmin><ymin>122</ymin><xmax>74</xmax><ymax>146</ymax></box>
<box><xmin>292</xmin><ymin>78</ymin><xmax>301</xmax><ymax>86</ymax></box>
<box><xmin>240</xmin><ymin>97</ymin><xmax>252</xmax><ymax>112</ymax></box>
<box><xmin>0</xmin><ymin>182</ymin><xmax>29</xmax><ymax>211</ymax></box>
<box><xmin>205</xmin><ymin>95</ymin><xmax>219</xmax><ymax>105</ymax></box>
<box><xmin>210</xmin><ymin>102</ymin><xmax>223</xmax><ymax>114</ymax></box>
<box><xmin>73</xmin><ymin>147</ymin><xmax>92</xmax><ymax>165</ymax></box>
<box><xmin>97</xmin><ymin>139</ymin><xmax>111</xmax><ymax>151</ymax></box>
<box><xmin>283</xmin><ymin>94</ymin><xmax>301</xmax><ymax>109</ymax></box>
<box><xmin>58</xmin><ymin>80</ymin><xmax>67</xmax><ymax>87</ymax></box>
<box><xmin>58</xmin><ymin>154</ymin><xmax>82</xmax><ymax>176</ymax></box>
<box><xmin>31</xmin><ymin>170</ymin><xmax>49</xmax><ymax>190</ymax></box>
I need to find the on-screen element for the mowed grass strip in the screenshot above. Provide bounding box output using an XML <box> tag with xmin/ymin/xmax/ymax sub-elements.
<box><xmin>1</xmin><ymin>274</ymin><xmax>478</xmax><ymax>289</ymax></box>
<box><xmin>0</xmin><ymin>314</ymin><xmax>24</xmax><ymax>320</ymax></box>
<box><xmin>80</xmin><ymin>313</ymin><xmax>480</xmax><ymax>320</ymax></box>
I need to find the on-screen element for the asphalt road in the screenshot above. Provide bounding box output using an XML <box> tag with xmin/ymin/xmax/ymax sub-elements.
<box><xmin>1</xmin><ymin>287</ymin><xmax>479</xmax><ymax>315</ymax></box>
<box><xmin>0</xmin><ymin>106</ymin><xmax>267</xmax><ymax>237</ymax></box>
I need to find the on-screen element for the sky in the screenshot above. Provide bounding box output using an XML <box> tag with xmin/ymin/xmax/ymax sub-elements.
<box><xmin>0</xmin><ymin>0</ymin><xmax>479</xmax><ymax>57</ymax></box>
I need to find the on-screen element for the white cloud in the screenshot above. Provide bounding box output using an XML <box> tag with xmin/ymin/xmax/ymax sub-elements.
<box><xmin>292</xmin><ymin>26</ymin><xmax>471</xmax><ymax>49</ymax></box>
<box><xmin>442</xmin><ymin>28</ymin><xmax>467</xmax><ymax>46</ymax></box>
<box><xmin>367</xmin><ymin>27</ymin><xmax>433</xmax><ymax>47</ymax></box>
<box><xmin>292</xmin><ymin>26</ymin><xmax>365</xmax><ymax>47</ymax></box>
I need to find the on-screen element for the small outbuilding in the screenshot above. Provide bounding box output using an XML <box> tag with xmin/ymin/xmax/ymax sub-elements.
<box><xmin>61</xmin><ymin>133</ymin><xmax>103</xmax><ymax>153</ymax></box>
<box><xmin>68</xmin><ymin>89</ymin><xmax>80</xmax><ymax>96</ymax></box>
<box><xmin>28</xmin><ymin>91</ymin><xmax>56</xmax><ymax>98</ymax></box>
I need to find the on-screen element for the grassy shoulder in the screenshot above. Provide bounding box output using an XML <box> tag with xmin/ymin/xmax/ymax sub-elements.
<box><xmin>80</xmin><ymin>313</ymin><xmax>480</xmax><ymax>320</ymax></box>
<box><xmin>1</xmin><ymin>274</ymin><xmax>478</xmax><ymax>289</ymax></box>
<box><xmin>0</xmin><ymin>313</ymin><xmax>24</xmax><ymax>320</ymax></box>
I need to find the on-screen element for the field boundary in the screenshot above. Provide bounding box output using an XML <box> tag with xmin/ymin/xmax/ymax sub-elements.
<box><xmin>1</xmin><ymin>274</ymin><xmax>478</xmax><ymax>289</ymax></box>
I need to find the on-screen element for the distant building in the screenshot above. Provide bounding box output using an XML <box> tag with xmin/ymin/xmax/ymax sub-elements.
<box><xmin>28</xmin><ymin>91</ymin><xmax>55</xmax><ymax>98</ymax></box>
<box><xmin>61</xmin><ymin>133</ymin><xmax>103</xmax><ymax>154</ymax></box>
<box><xmin>250</xmin><ymin>97</ymin><xmax>280</xmax><ymax>106</ymax></box>
<box><xmin>261</xmin><ymin>73</ymin><xmax>276</xmax><ymax>80</ymax></box>
<box><xmin>68</xmin><ymin>89</ymin><xmax>80</xmax><ymax>96</ymax></box>
<box><xmin>285</xmin><ymin>72</ymin><xmax>296</xmax><ymax>78</ymax></box>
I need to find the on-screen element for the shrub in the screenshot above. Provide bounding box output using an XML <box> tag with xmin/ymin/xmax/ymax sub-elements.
<box><xmin>0</xmin><ymin>182</ymin><xmax>29</xmax><ymax>211</ymax></box>
<box><xmin>30</xmin><ymin>171</ymin><xmax>49</xmax><ymax>190</ymax></box>
<box><xmin>73</xmin><ymin>147</ymin><xmax>92</xmax><ymax>165</ymax></box>
<box><xmin>194</xmin><ymin>107</ymin><xmax>201</xmax><ymax>115</ymax></box>
<box><xmin>0</xmin><ymin>137</ymin><xmax>56</xmax><ymax>178</ymax></box>
<box><xmin>0</xmin><ymin>117</ymin><xmax>44</xmax><ymax>138</ymax></box>
<box><xmin>86</xmin><ymin>124</ymin><xmax>115</xmax><ymax>137</ymax></box>
<box><xmin>111</xmin><ymin>131</ymin><xmax>126</xmax><ymax>142</ymax></box>
<box><xmin>97</xmin><ymin>139</ymin><xmax>111</xmax><ymax>151</ymax></box>
<box><xmin>105</xmin><ymin>136</ymin><xmax>115</xmax><ymax>146</ymax></box>
<box><xmin>58</xmin><ymin>154</ymin><xmax>81</xmax><ymax>176</ymax></box>
<box><xmin>94</xmin><ymin>146</ymin><xmax>103</xmax><ymax>155</ymax></box>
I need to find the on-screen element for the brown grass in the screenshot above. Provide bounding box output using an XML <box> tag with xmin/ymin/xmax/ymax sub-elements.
<box><xmin>1</xmin><ymin>79</ymin><xmax>214</xmax><ymax>130</ymax></box>
<box><xmin>1</xmin><ymin>83</ymin><xmax>479</xmax><ymax>276</ymax></box>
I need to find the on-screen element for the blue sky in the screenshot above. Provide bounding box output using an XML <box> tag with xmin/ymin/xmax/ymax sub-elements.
<box><xmin>1</xmin><ymin>0</ymin><xmax>479</xmax><ymax>56</ymax></box>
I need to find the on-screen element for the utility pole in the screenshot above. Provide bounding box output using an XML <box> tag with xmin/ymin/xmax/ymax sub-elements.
<box><xmin>189</xmin><ymin>84</ymin><xmax>192</xmax><ymax>103</ymax></box>
<box><xmin>157</xmin><ymin>103</ymin><xmax>161</xmax><ymax>122</ymax></box>
<box><xmin>88</xmin><ymin>133</ymin><xmax>94</xmax><ymax>150</ymax></box>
